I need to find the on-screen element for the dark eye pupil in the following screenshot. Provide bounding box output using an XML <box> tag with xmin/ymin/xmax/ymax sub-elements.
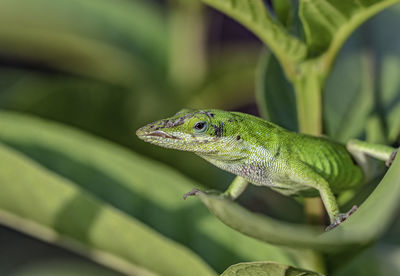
<box><xmin>194</xmin><ymin>122</ymin><xmax>205</xmax><ymax>130</ymax></box>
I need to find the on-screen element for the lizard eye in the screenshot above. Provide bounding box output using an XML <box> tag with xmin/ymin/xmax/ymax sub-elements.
<box><xmin>193</xmin><ymin>121</ymin><xmax>208</xmax><ymax>133</ymax></box>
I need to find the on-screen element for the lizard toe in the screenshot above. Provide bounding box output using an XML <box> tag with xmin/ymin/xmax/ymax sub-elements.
<box><xmin>386</xmin><ymin>149</ymin><xmax>398</xmax><ymax>167</ymax></box>
<box><xmin>325</xmin><ymin>205</ymin><xmax>358</xmax><ymax>231</ymax></box>
<box><xmin>183</xmin><ymin>188</ymin><xmax>201</xmax><ymax>200</ymax></box>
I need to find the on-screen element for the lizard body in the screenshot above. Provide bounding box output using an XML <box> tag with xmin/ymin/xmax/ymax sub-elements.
<box><xmin>136</xmin><ymin>109</ymin><xmax>397</xmax><ymax>230</ymax></box>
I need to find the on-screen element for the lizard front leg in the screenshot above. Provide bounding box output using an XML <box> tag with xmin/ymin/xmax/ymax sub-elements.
<box><xmin>183</xmin><ymin>176</ymin><xmax>249</xmax><ymax>200</ymax></box>
<box><xmin>222</xmin><ymin>176</ymin><xmax>249</xmax><ymax>200</ymax></box>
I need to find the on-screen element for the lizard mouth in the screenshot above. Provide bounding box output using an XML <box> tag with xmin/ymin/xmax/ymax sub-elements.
<box><xmin>144</xmin><ymin>130</ymin><xmax>181</xmax><ymax>140</ymax></box>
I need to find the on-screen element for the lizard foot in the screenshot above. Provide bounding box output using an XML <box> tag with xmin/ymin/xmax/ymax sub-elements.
<box><xmin>386</xmin><ymin>149</ymin><xmax>398</xmax><ymax>167</ymax></box>
<box><xmin>183</xmin><ymin>189</ymin><xmax>201</xmax><ymax>200</ymax></box>
<box><xmin>325</xmin><ymin>205</ymin><xmax>358</xmax><ymax>231</ymax></box>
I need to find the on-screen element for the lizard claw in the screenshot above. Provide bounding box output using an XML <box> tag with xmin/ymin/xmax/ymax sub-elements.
<box><xmin>386</xmin><ymin>149</ymin><xmax>398</xmax><ymax>167</ymax></box>
<box><xmin>183</xmin><ymin>189</ymin><xmax>226</xmax><ymax>199</ymax></box>
<box><xmin>325</xmin><ymin>205</ymin><xmax>358</xmax><ymax>231</ymax></box>
<box><xmin>183</xmin><ymin>188</ymin><xmax>201</xmax><ymax>200</ymax></box>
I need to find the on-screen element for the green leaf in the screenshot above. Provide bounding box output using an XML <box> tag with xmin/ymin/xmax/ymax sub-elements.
<box><xmin>0</xmin><ymin>111</ymin><xmax>317</xmax><ymax>273</ymax></box>
<box><xmin>0</xmin><ymin>0</ymin><xmax>167</xmax><ymax>85</ymax></box>
<box><xmin>299</xmin><ymin>0</ymin><xmax>400</xmax><ymax>69</ymax></box>
<box><xmin>193</xmin><ymin>152</ymin><xmax>400</xmax><ymax>252</ymax></box>
<box><xmin>0</xmin><ymin>143</ymin><xmax>216</xmax><ymax>276</ymax></box>
<box><xmin>221</xmin><ymin>261</ymin><xmax>324</xmax><ymax>276</ymax></box>
<box><xmin>255</xmin><ymin>50</ymin><xmax>298</xmax><ymax>131</ymax></box>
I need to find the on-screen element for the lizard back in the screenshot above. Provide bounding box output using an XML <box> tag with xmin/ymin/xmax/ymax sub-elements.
<box><xmin>285</xmin><ymin>132</ymin><xmax>364</xmax><ymax>193</ymax></box>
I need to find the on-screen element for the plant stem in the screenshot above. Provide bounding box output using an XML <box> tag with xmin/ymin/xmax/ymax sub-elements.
<box><xmin>294</xmin><ymin>64</ymin><xmax>325</xmax><ymax>224</ymax></box>
<box><xmin>293</xmin><ymin>66</ymin><xmax>322</xmax><ymax>136</ymax></box>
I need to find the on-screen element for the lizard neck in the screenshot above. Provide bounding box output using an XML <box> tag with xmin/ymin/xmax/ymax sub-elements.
<box><xmin>196</xmin><ymin>112</ymin><xmax>286</xmax><ymax>182</ymax></box>
<box><xmin>196</xmin><ymin>137</ymin><xmax>280</xmax><ymax>185</ymax></box>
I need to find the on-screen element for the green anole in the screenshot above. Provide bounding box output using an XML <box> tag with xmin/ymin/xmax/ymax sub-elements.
<box><xmin>136</xmin><ymin>109</ymin><xmax>398</xmax><ymax>230</ymax></box>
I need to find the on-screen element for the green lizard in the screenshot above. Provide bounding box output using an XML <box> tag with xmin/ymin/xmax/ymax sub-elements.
<box><xmin>136</xmin><ymin>109</ymin><xmax>398</xmax><ymax>230</ymax></box>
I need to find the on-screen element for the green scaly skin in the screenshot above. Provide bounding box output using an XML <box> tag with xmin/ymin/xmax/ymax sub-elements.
<box><xmin>136</xmin><ymin>109</ymin><xmax>397</xmax><ymax>230</ymax></box>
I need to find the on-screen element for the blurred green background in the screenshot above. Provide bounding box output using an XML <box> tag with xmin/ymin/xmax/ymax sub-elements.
<box><xmin>0</xmin><ymin>0</ymin><xmax>400</xmax><ymax>275</ymax></box>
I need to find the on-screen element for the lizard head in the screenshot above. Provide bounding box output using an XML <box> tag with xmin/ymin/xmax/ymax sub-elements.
<box><xmin>136</xmin><ymin>109</ymin><xmax>246</xmax><ymax>157</ymax></box>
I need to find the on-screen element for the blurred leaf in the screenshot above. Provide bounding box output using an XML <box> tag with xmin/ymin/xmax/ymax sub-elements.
<box><xmin>324</xmin><ymin>4</ymin><xmax>400</xmax><ymax>143</ymax></box>
<box><xmin>167</xmin><ymin>1</ymin><xmax>207</xmax><ymax>91</ymax></box>
<box><xmin>189</xmin><ymin>45</ymin><xmax>261</xmax><ymax>109</ymax></box>
<box><xmin>370</xmin><ymin>5</ymin><xmax>400</xmax><ymax>143</ymax></box>
<box><xmin>0</xmin><ymin>111</ymin><xmax>317</xmax><ymax>273</ymax></box>
<box><xmin>221</xmin><ymin>261</ymin><xmax>323</xmax><ymax>276</ymax></box>
<box><xmin>0</xmin><ymin>26</ymin><xmax>141</xmax><ymax>86</ymax></box>
<box><xmin>333</xmin><ymin>244</ymin><xmax>400</xmax><ymax>276</ymax></box>
<box><xmin>0</xmin><ymin>225</ymin><xmax>124</xmax><ymax>276</ymax></box>
<box><xmin>255</xmin><ymin>50</ymin><xmax>298</xmax><ymax>131</ymax></box>
<box><xmin>0</xmin><ymin>143</ymin><xmax>216</xmax><ymax>276</ymax></box>
<box><xmin>272</xmin><ymin>0</ymin><xmax>292</xmax><ymax>28</ymax></box>
<box><xmin>193</xmin><ymin>152</ymin><xmax>400</xmax><ymax>252</ymax></box>
<box><xmin>201</xmin><ymin>0</ymin><xmax>307</xmax><ymax>68</ymax></box>
<box><xmin>0</xmin><ymin>0</ymin><xmax>167</xmax><ymax>86</ymax></box>
<box><xmin>299</xmin><ymin>0</ymin><xmax>399</xmax><ymax>58</ymax></box>
<box><xmin>323</xmin><ymin>37</ymin><xmax>374</xmax><ymax>142</ymax></box>
<box><xmin>9</xmin><ymin>259</ymin><xmax>123</xmax><ymax>276</ymax></box>
<box><xmin>374</xmin><ymin>245</ymin><xmax>400</xmax><ymax>275</ymax></box>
